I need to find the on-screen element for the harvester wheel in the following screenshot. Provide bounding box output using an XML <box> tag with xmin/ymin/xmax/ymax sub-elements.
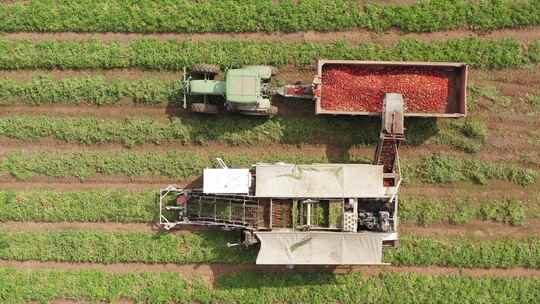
<box><xmin>191</xmin><ymin>64</ymin><xmax>221</xmax><ymax>78</ymax></box>
<box><xmin>191</xmin><ymin>103</ymin><xmax>219</xmax><ymax>114</ymax></box>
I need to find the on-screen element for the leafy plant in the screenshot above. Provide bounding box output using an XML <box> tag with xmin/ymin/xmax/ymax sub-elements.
<box><xmin>0</xmin><ymin>229</ymin><xmax>538</xmax><ymax>269</ymax></box>
<box><xmin>0</xmin><ymin>76</ymin><xmax>182</xmax><ymax>106</ymax></box>
<box><xmin>387</xmin><ymin>236</ymin><xmax>540</xmax><ymax>268</ymax></box>
<box><xmin>0</xmin><ymin>0</ymin><xmax>538</xmax><ymax>33</ymax></box>
<box><xmin>0</xmin><ymin>151</ymin><xmax>535</xmax><ymax>187</ymax></box>
<box><xmin>0</xmin><ymin>38</ymin><xmax>535</xmax><ymax>70</ymax></box>
<box><xmin>523</xmin><ymin>91</ymin><xmax>540</xmax><ymax>107</ymax></box>
<box><xmin>459</xmin><ymin>119</ymin><xmax>488</xmax><ymax>142</ymax></box>
<box><xmin>1</xmin><ymin>268</ymin><xmax>540</xmax><ymax>303</ymax></box>
<box><xmin>0</xmin><ymin>114</ymin><xmax>445</xmax><ymax>148</ymax></box>
<box><xmin>411</xmin><ymin>154</ymin><xmax>537</xmax><ymax>186</ymax></box>
<box><xmin>0</xmin><ymin>190</ymin><xmax>156</xmax><ymax>222</ymax></box>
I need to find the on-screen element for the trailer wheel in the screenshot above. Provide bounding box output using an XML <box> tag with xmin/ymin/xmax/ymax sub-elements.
<box><xmin>191</xmin><ymin>103</ymin><xmax>219</xmax><ymax>114</ymax></box>
<box><xmin>191</xmin><ymin>64</ymin><xmax>221</xmax><ymax>79</ymax></box>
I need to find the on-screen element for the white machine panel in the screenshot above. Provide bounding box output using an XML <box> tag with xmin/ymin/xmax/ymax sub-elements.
<box><xmin>255</xmin><ymin>232</ymin><xmax>385</xmax><ymax>265</ymax></box>
<box><xmin>255</xmin><ymin>164</ymin><xmax>384</xmax><ymax>198</ymax></box>
<box><xmin>203</xmin><ymin>169</ymin><xmax>250</xmax><ymax>194</ymax></box>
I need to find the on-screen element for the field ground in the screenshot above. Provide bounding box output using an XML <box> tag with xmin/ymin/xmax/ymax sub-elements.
<box><xmin>0</xmin><ymin>1</ymin><xmax>539</xmax><ymax>303</ymax></box>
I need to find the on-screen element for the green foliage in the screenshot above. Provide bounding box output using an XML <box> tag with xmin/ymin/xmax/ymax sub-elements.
<box><xmin>529</xmin><ymin>41</ymin><xmax>540</xmax><ymax>63</ymax></box>
<box><xmin>387</xmin><ymin>236</ymin><xmax>540</xmax><ymax>268</ymax></box>
<box><xmin>468</xmin><ymin>84</ymin><xmax>512</xmax><ymax>106</ymax></box>
<box><xmin>0</xmin><ymin>229</ymin><xmax>538</xmax><ymax>269</ymax></box>
<box><xmin>0</xmin><ymin>151</ymin><xmax>535</xmax><ymax>188</ymax></box>
<box><xmin>435</xmin><ymin>118</ymin><xmax>488</xmax><ymax>153</ymax></box>
<box><xmin>364</xmin><ymin>0</ymin><xmax>540</xmax><ymax>32</ymax></box>
<box><xmin>0</xmin><ymin>230</ymin><xmax>254</xmax><ymax>264</ymax></box>
<box><xmin>459</xmin><ymin>119</ymin><xmax>488</xmax><ymax>142</ymax></box>
<box><xmin>410</xmin><ymin>154</ymin><xmax>537</xmax><ymax>186</ymax></box>
<box><xmin>0</xmin><ymin>190</ymin><xmax>155</xmax><ymax>222</ymax></box>
<box><xmin>0</xmin><ymin>76</ymin><xmax>181</xmax><ymax>106</ymax></box>
<box><xmin>0</xmin><ymin>268</ymin><xmax>539</xmax><ymax>304</ymax></box>
<box><xmin>0</xmin><ymin>151</ymin><xmax>210</xmax><ymax>181</ymax></box>
<box><xmin>523</xmin><ymin>91</ymin><xmax>540</xmax><ymax>107</ymax></box>
<box><xmin>0</xmin><ymin>38</ymin><xmax>534</xmax><ymax>70</ymax></box>
<box><xmin>0</xmin><ymin>0</ymin><xmax>538</xmax><ymax>33</ymax></box>
<box><xmin>479</xmin><ymin>199</ymin><xmax>526</xmax><ymax>226</ymax></box>
<box><xmin>0</xmin><ymin>190</ymin><xmax>533</xmax><ymax>226</ymax></box>
<box><xmin>400</xmin><ymin>196</ymin><xmax>528</xmax><ymax>226</ymax></box>
<box><xmin>0</xmin><ymin>115</ymin><xmax>438</xmax><ymax>148</ymax></box>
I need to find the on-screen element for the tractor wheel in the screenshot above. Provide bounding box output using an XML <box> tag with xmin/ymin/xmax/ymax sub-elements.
<box><xmin>240</xmin><ymin>106</ymin><xmax>278</xmax><ymax>117</ymax></box>
<box><xmin>268</xmin><ymin>105</ymin><xmax>278</xmax><ymax>116</ymax></box>
<box><xmin>191</xmin><ymin>64</ymin><xmax>221</xmax><ymax>78</ymax></box>
<box><xmin>191</xmin><ymin>103</ymin><xmax>219</xmax><ymax>114</ymax></box>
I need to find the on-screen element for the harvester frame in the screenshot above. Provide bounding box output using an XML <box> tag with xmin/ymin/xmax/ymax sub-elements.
<box><xmin>161</xmin><ymin>59</ymin><xmax>468</xmax><ymax>265</ymax></box>
<box><xmin>159</xmin><ymin>93</ymin><xmax>406</xmax><ymax>265</ymax></box>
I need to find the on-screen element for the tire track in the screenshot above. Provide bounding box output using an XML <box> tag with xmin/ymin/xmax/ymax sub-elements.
<box><xmin>3</xmin><ymin>28</ymin><xmax>540</xmax><ymax>45</ymax></box>
<box><xmin>1</xmin><ymin>221</ymin><xmax>539</xmax><ymax>240</ymax></box>
<box><xmin>1</xmin><ymin>260</ymin><xmax>538</xmax><ymax>280</ymax></box>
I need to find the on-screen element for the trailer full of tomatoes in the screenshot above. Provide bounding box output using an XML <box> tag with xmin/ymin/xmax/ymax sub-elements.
<box><xmin>320</xmin><ymin>65</ymin><xmax>452</xmax><ymax>113</ymax></box>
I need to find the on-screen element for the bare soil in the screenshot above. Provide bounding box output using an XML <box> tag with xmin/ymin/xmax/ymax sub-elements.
<box><xmin>0</xmin><ymin>180</ymin><xmax>161</xmax><ymax>191</ymax></box>
<box><xmin>0</xmin><ymin>222</ymin><xmax>158</xmax><ymax>233</ymax></box>
<box><xmin>3</xmin><ymin>28</ymin><xmax>540</xmax><ymax>46</ymax></box>
<box><xmin>1</xmin><ymin>220</ymin><xmax>538</xmax><ymax>240</ymax></box>
<box><xmin>2</xmin><ymin>260</ymin><xmax>539</xmax><ymax>283</ymax></box>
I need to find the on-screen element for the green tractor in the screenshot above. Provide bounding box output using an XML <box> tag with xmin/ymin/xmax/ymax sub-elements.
<box><xmin>182</xmin><ymin>64</ymin><xmax>278</xmax><ymax>116</ymax></box>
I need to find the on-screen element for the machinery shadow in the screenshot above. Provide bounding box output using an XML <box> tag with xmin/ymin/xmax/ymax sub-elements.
<box><xmin>325</xmin><ymin>143</ymin><xmax>352</xmax><ymax>163</ymax></box>
<box><xmin>214</xmin><ymin>268</ymin><xmax>341</xmax><ymax>289</ymax></box>
<box><xmin>164</xmin><ymin>94</ymin><xmax>439</xmax><ymax>148</ymax></box>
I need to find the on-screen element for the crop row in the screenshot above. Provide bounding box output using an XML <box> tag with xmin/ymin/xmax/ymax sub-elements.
<box><xmin>0</xmin><ymin>38</ymin><xmax>536</xmax><ymax>70</ymax></box>
<box><xmin>0</xmin><ymin>115</ymin><xmax>464</xmax><ymax>148</ymax></box>
<box><xmin>0</xmin><ymin>0</ymin><xmax>538</xmax><ymax>33</ymax></box>
<box><xmin>405</xmin><ymin>154</ymin><xmax>537</xmax><ymax>186</ymax></box>
<box><xmin>0</xmin><ymin>190</ymin><xmax>535</xmax><ymax>226</ymax></box>
<box><xmin>1</xmin><ymin>151</ymin><xmax>535</xmax><ymax>186</ymax></box>
<box><xmin>0</xmin><ymin>76</ymin><xmax>511</xmax><ymax>116</ymax></box>
<box><xmin>399</xmin><ymin>196</ymin><xmax>533</xmax><ymax>226</ymax></box>
<box><xmin>0</xmin><ymin>190</ymin><xmax>155</xmax><ymax>223</ymax></box>
<box><xmin>0</xmin><ymin>76</ymin><xmax>181</xmax><ymax>106</ymax></box>
<box><xmin>3</xmin><ymin>268</ymin><xmax>540</xmax><ymax>304</ymax></box>
<box><xmin>0</xmin><ymin>230</ymin><xmax>538</xmax><ymax>268</ymax></box>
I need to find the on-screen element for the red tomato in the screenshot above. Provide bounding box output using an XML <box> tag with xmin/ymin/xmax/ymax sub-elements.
<box><xmin>320</xmin><ymin>65</ymin><xmax>451</xmax><ymax>113</ymax></box>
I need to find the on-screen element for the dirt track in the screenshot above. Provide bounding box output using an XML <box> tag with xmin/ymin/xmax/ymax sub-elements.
<box><xmin>3</xmin><ymin>28</ymin><xmax>540</xmax><ymax>45</ymax></box>
<box><xmin>2</xmin><ymin>260</ymin><xmax>539</xmax><ymax>283</ymax></box>
<box><xmin>1</xmin><ymin>220</ymin><xmax>538</xmax><ymax>240</ymax></box>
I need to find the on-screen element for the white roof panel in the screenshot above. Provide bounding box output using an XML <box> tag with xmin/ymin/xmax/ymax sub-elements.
<box><xmin>203</xmin><ymin>169</ymin><xmax>250</xmax><ymax>194</ymax></box>
<box><xmin>255</xmin><ymin>164</ymin><xmax>384</xmax><ymax>198</ymax></box>
<box><xmin>255</xmin><ymin>231</ymin><xmax>385</xmax><ymax>265</ymax></box>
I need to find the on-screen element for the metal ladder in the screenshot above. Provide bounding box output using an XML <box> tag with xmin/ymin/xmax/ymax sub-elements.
<box><xmin>374</xmin><ymin>94</ymin><xmax>406</xmax><ymax>186</ymax></box>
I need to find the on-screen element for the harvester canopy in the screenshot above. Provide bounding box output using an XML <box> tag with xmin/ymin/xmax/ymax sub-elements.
<box><xmin>255</xmin><ymin>231</ymin><xmax>385</xmax><ymax>265</ymax></box>
<box><xmin>255</xmin><ymin>164</ymin><xmax>385</xmax><ymax>198</ymax></box>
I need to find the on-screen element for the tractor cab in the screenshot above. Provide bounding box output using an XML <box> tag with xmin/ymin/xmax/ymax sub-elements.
<box><xmin>183</xmin><ymin>64</ymin><xmax>277</xmax><ymax>116</ymax></box>
<box><xmin>225</xmin><ymin>66</ymin><xmax>273</xmax><ymax>114</ymax></box>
